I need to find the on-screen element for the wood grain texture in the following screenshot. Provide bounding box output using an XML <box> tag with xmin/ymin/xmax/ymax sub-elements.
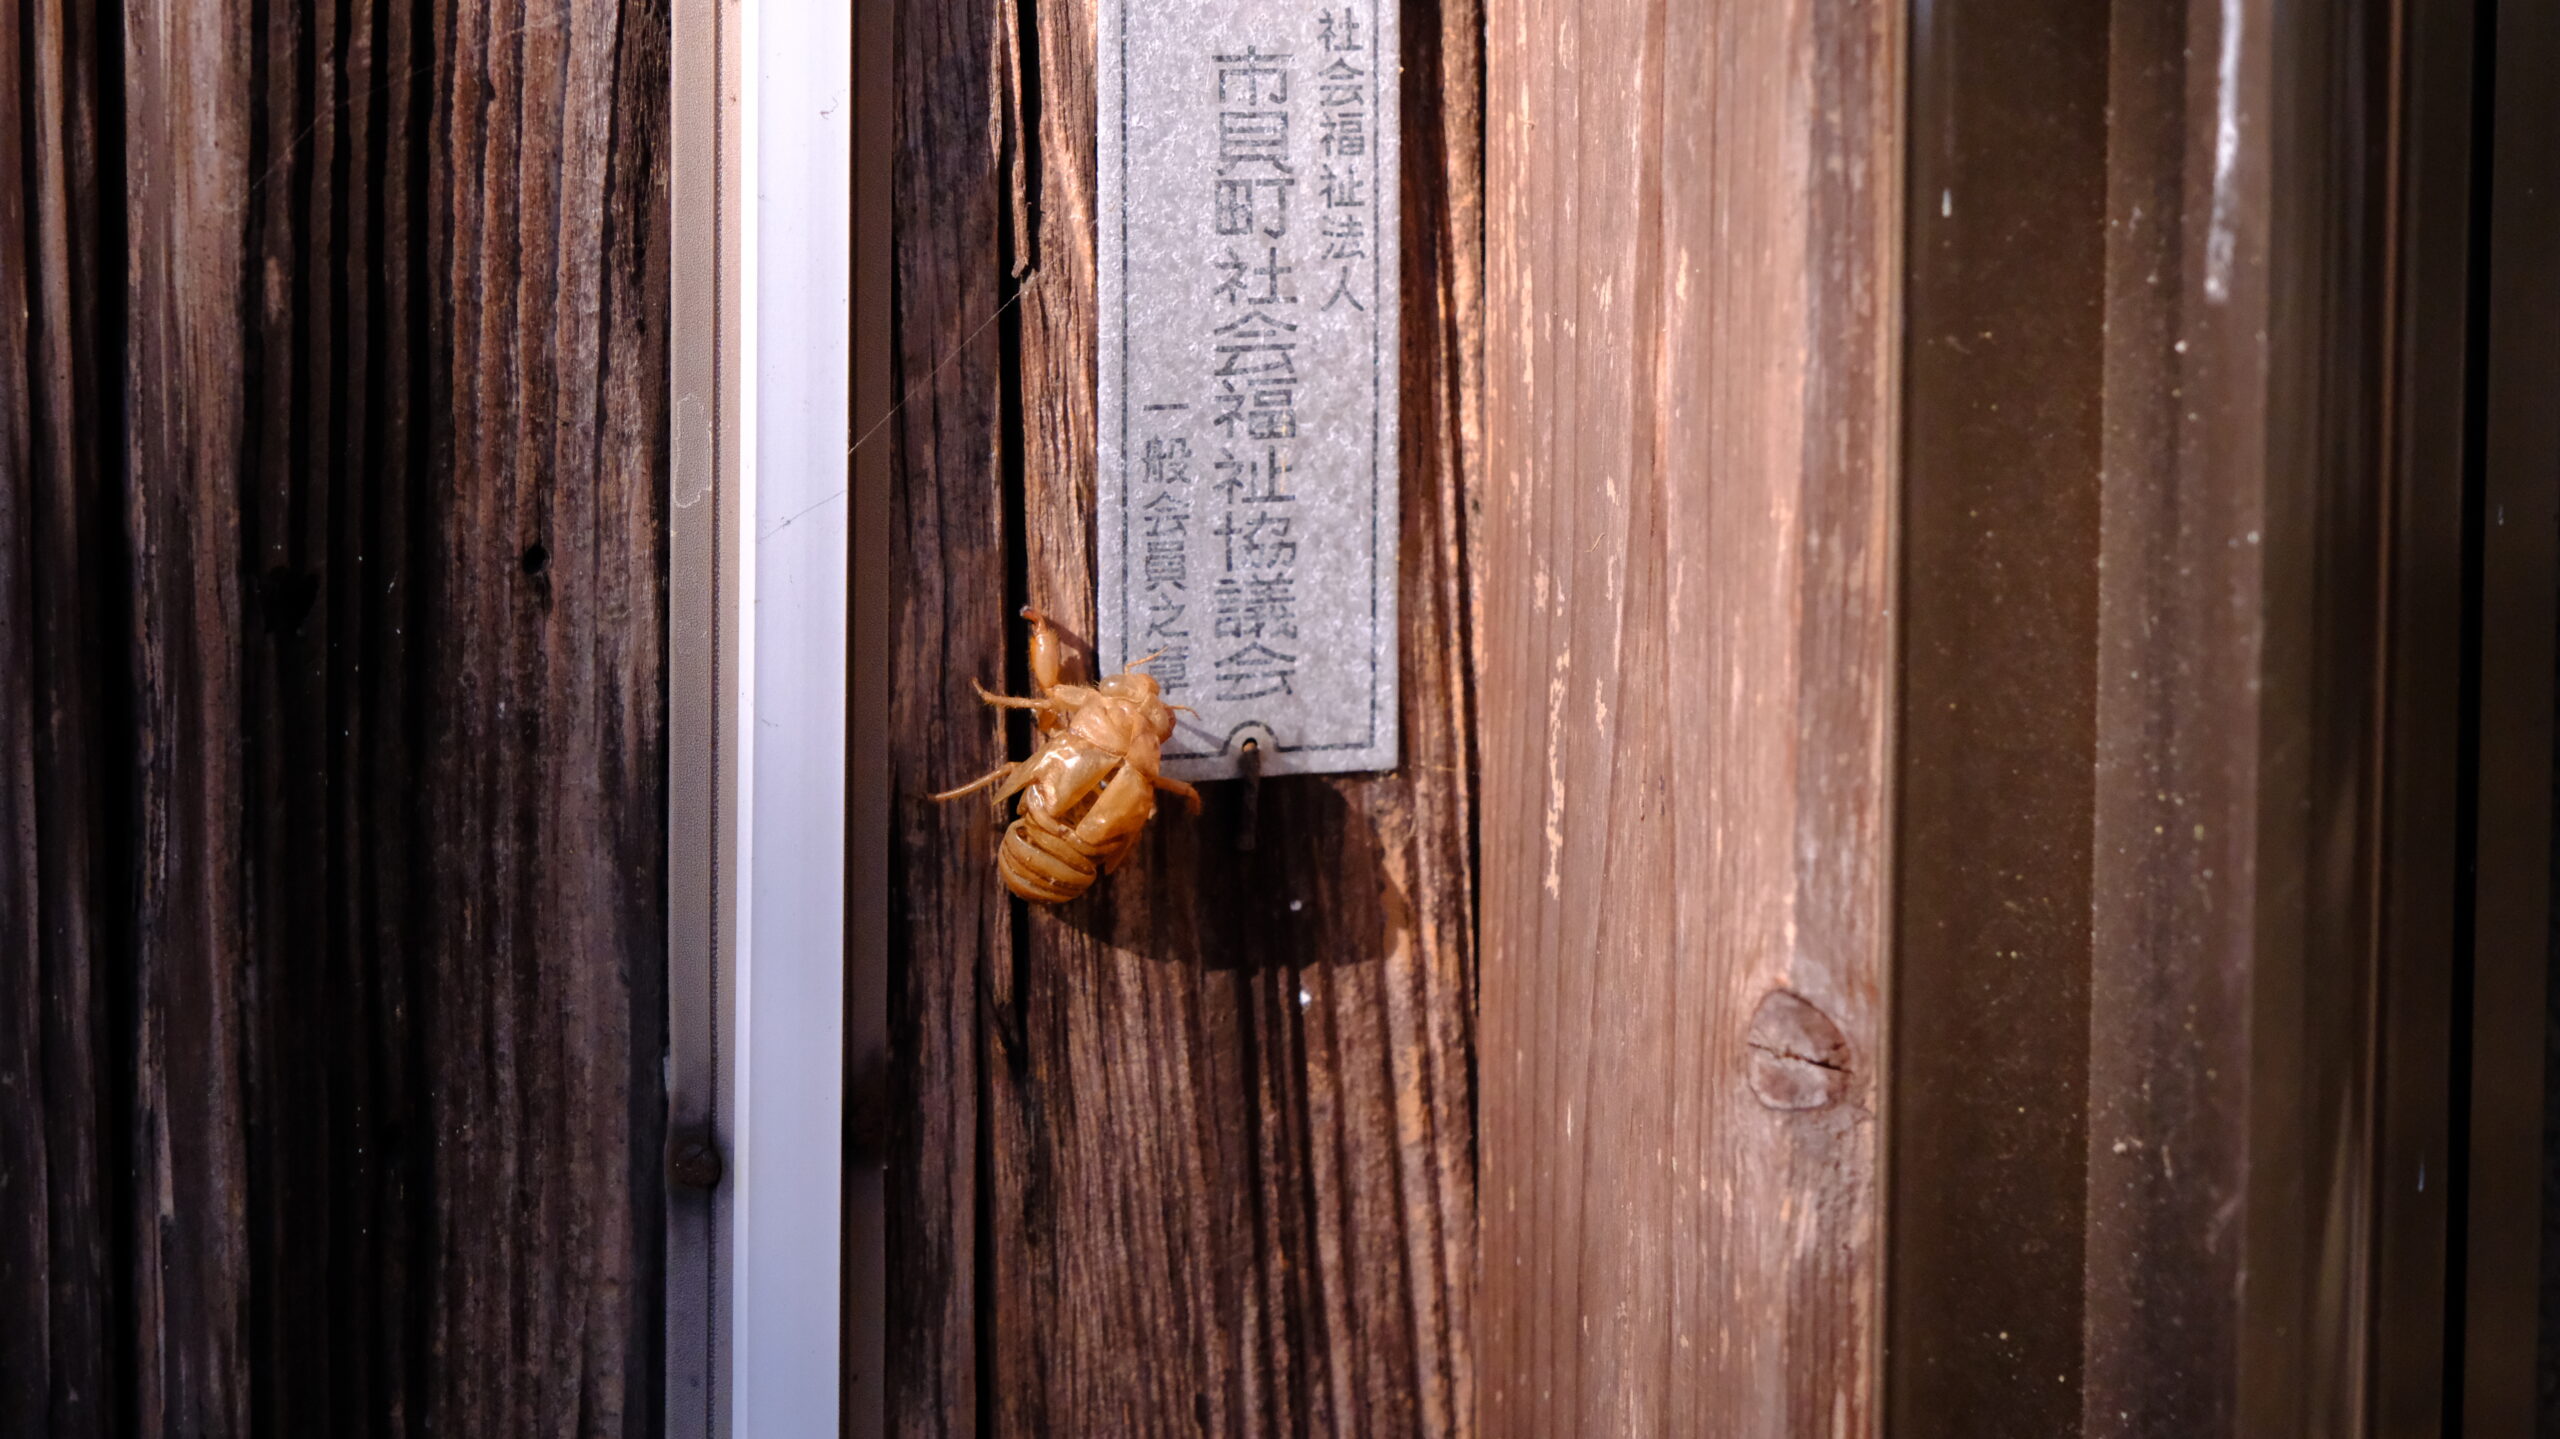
<box><xmin>4</xmin><ymin>0</ymin><xmax>671</xmax><ymax>1432</ymax></box>
<box><xmin>416</xmin><ymin>2</ymin><xmax>669</xmax><ymax>1431</ymax></box>
<box><xmin>0</xmin><ymin>0</ymin><xmax>122</xmax><ymax>1430</ymax></box>
<box><xmin>888</xmin><ymin>0</ymin><xmax>1482</xmax><ymax>1431</ymax></box>
<box><xmin>1479</xmin><ymin>0</ymin><xmax>1901</xmax><ymax>1429</ymax></box>
<box><xmin>122</xmin><ymin>0</ymin><xmax>257</xmax><ymax>1426</ymax></box>
<box><xmin>885</xmin><ymin>0</ymin><xmax>1012</xmax><ymax>1422</ymax></box>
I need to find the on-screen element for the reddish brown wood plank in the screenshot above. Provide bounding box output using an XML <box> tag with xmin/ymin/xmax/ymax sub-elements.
<box><xmin>890</xmin><ymin>0</ymin><xmax>1482</xmax><ymax>1431</ymax></box>
<box><xmin>1479</xmin><ymin>0</ymin><xmax>1902</xmax><ymax>1429</ymax></box>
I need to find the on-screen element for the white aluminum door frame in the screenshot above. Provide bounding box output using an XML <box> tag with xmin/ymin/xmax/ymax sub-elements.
<box><xmin>669</xmin><ymin>0</ymin><xmax>854</xmax><ymax>1431</ymax></box>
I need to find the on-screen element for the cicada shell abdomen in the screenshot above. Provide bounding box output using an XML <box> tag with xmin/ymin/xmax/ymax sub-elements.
<box><xmin>993</xmin><ymin>743</ymin><xmax>1161</xmax><ymax>902</ymax></box>
<box><xmin>997</xmin><ymin>801</ymin><xmax>1104</xmax><ymax>903</ymax></box>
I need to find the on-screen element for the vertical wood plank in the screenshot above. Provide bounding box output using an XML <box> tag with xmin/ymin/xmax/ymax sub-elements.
<box><xmin>885</xmin><ymin>0</ymin><xmax>1010</xmax><ymax>1425</ymax></box>
<box><xmin>0</xmin><ymin>0</ymin><xmax>122</xmax><ymax>1431</ymax></box>
<box><xmin>122</xmin><ymin>0</ymin><xmax>258</xmax><ymax>1428</ymax></box>
<box><xmin>419</xmin><ymin>1</ymin><xmax>670</xmax><ymax>1429</ymax></box>
<box><xmin>891</xmin><ymin>0</ymin><xmax>1483</xmax><ymax>1430</ymax></box>
<box><xmin>4</xmin><ymin>0</ymin><xmax>670</xmax><ymax>1430</ymax></box>
<box><xmin>1480</xmin><ymin>0</ymin><xmax>1901</xmax><ymax>1429</ymax></box>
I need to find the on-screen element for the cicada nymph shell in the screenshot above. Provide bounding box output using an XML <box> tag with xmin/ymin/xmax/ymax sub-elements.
<box><xmin>933</xmin><ymin>607</ymin><xmax>1202</xmax><ymax>903</ymax></box>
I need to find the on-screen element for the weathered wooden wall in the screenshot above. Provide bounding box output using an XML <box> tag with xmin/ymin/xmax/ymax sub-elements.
<box><xmin>1</xmin><ymin>0</ymin><xmax>670</xmax><ymax>1433</ymax></box>
<box><xmin>1478</xmin><ymin>0</ymin><xmax>1902</xmax><ymax>1430</ymax></box>
<box><xmin>886</xmin><ymin>0</ymin><xmax>1483</xmax><ymax>1431</ymax></box>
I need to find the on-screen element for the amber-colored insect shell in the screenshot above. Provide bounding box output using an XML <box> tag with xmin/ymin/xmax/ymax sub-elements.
<box><xmin>931</xmin><ymin>608</ymin><xmax>1202</xmax><ymax>903</ymax></box>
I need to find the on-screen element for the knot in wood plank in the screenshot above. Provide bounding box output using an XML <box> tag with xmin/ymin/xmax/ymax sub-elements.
<box><xmin>1745</xmin><ymin>989</ymin><xmax>1854</xmax><ymax>1111</ymax></box>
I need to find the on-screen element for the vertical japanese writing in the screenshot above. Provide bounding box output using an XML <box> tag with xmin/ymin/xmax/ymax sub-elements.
<box><xmin>1211</xmin><ymin>42</ymin><xmax>1303</xmax><ymax>702</ymax></box>
<box><xmin>1315</xmin><ymin>7</ymin><xmax>1370</xmax><ymax>313</ymax></box>
<box><xmin>1100</xmin><ymin>0</ymin><xmax>1399</xmax><ymax>777</ymax></box>
<box><xmin>1138</xmin><ymin>435</ymin><xmax>1195</xmax><ymax>690</ymax></box>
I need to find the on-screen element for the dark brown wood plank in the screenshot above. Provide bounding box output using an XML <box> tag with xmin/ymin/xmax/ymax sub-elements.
<box><xmin>0</xmin><ymin>0</ymin><xmax>121</xmax><ymax>1431</ymax></box>
<box><xmin>890</xmin><ymin>0</ymin><xmax>1482</xmax><ymax>1431</ymax></box>
<box><xmin>121</xmin><ymin>2</ymin><xmax>259</xmax><ymax>1428</ymax></box>
<box><xmin>885</xmin><ymin>0</ymin><xmax>1013</xmax><ymax>1426</ymax></box>
<box><xmin>1479</xmin><ymin>0</ymin><xmax>1901</xmax><ymax>1429</ymax></box>
<box><xmin>22</xmin><ymin>0</ymin><xmax>677</xmax><ymax>1432</ymax></box>
<box><xmin>416</xmin><ymin>1</ymin><xmax>670</xmax><ymax>1430</ymax></box>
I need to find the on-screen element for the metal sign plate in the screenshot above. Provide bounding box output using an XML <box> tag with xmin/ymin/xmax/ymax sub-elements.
<box><xmin>1098</xmin><ymin>0</ymin><xmax>1400</xmax><ymax>781</ymax></box>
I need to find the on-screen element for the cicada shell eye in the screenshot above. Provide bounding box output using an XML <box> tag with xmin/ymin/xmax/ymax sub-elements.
<box><xmin>1101</xmin><ymin>670</ymin><xmax>1160</xmax><ymax>703</ymax></box>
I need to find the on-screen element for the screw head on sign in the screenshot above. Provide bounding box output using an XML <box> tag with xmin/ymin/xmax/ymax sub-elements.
<box><xmin>668</xmin><ymin>1134</ymin><xmax>725</xmax><ymax>1190</ymax></box>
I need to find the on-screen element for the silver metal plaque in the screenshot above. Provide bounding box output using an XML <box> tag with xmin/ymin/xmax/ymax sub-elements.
<box><xmin>1098</xmin><ymin>0</ymin><xmax>1400</xmax><ymax>781</ymax></box>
